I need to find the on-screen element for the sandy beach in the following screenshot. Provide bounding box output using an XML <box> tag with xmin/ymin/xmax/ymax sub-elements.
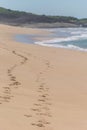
<box><xmin>0</xmin><ymin>24</ymin><xmax>87</xmax><ymax>130</ymax></box>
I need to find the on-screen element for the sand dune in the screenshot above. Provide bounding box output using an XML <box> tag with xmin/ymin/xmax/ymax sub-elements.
<box><xmin>0</xmin><ymin>24</ymin><xmax>87</xmax><ymax>130</ymax></box>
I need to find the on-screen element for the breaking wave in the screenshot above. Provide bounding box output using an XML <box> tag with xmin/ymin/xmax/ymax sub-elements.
<box><xmin>35</xmin><ymin>28</ymin><xmax>87</xmax><ymax>52</ymax></box>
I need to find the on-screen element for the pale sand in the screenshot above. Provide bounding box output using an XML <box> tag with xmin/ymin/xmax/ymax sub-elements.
<box><xmin>0</xmin><ymin>24</ymin><xmax>87</xmax><ymax>130</ymax></box>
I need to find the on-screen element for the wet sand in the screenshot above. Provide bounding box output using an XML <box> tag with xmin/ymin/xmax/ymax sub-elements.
<box><xmin>0</xmin><ymin>24</ymin><xmax>87</xmax><ymax>130</ymax></box>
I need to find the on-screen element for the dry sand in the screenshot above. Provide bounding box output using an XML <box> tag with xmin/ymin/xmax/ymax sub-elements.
<box><xmin>0</xmin><ymin>24</ymin><xmax>87</xmax><ymax>130</ymax></box>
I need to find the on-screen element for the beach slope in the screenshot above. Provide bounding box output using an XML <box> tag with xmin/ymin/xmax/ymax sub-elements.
<box><xmin>0</xmin><ymin>24</ymin><xmax>87</xmax><ymax>130</ymax></box>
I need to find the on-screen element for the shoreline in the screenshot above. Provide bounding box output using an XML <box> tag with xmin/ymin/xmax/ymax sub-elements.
<box><xmin>0</xmin><ymin>24</ymin><xmax>87</xmax><ymax>130</ymax></box>
<box><xmin>12</xmin><ymin>27</ymin><xmax>87</xmax><ymax>52</ymax></box>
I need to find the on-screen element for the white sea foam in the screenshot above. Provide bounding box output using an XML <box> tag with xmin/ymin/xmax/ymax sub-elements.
<box><xmin>35</xmin><ymin>34</ymin><xmax>87</xmax><ymax>52</ymax></box>
<box><xmin>71</xmin><ymin>31</ymin><xmax>83</xmax><ymax>34</ymax></box>
<box><xmin>35</xmin><ymin>41</ymin><xmax>87</xmax><ymax>52</ymax></box>
<box><xmin>35</xmin><ymin>34</ymin><xmax>87</xmax><ymax>44</ymax></box>
<box><xmin>35</xmin><ymin>28</ymin><xmax>87</xmax><ymax>52</ymax></box>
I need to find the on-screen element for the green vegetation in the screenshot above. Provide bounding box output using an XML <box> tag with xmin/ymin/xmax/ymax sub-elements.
<box><xmin>0</xmin><ymin>7</ymin><xmax>87</xmax><ymax>27</ymax></box>
<box><xmin>48</xmin><ymin>16</ymin><xmax>78</xmax><ymax>23</ymax></box>
<box><xmin>0</xmin><ymin>7</ymin><xmax>26</xmax><ymax>14</ymax></box>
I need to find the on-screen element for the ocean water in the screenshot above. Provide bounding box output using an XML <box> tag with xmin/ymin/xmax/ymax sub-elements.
<box><xmin>15</xmin><ymin>33</ymin><xmax>51</xmax><ymax>44</ymax></box>
<box><xmin>35</xmin><ymin>28</ymin><xmax>87</xmax><ymax>52</ymax></box>
<box><xmin>15</xmin><ymin>34</ymin><xmax>36</xmax><ymax>44</ymax></box>
<box><xmin>15</xmin><ymin>28</ymin><xmax>87</xmax><ymax>52</ymax></box>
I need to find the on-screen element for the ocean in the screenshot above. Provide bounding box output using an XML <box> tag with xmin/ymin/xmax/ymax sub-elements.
<box><xmin>15</xmin><ymin>28</ymin><xmax>87</xmax><ymax>52</ymax></box>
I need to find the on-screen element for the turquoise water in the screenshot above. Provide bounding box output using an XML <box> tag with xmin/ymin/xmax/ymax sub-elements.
<box><xmin>35</xmin><ymin>28</ymin><xmax>87</xmax><ymax>51</ymax></box>
<box><xmin>58</xmin><ymin>39</ymin><xmax>87</xmax><ymax>49</ymax></box>
<box><xmin>15</xmin><ymin>28</ymin><xmax>87</xmax><ymax>51</ymax></box>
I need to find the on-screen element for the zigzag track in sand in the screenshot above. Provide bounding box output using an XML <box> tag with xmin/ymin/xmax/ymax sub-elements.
<box><xmin>23</xmin><ymin>52</ymin><xmax>53</xmax><ymax>130</ymax></box>
<box><xmin>2</xmin><ymin>49</ymin><xmax>28</xmax><ymax>104</ymax></box>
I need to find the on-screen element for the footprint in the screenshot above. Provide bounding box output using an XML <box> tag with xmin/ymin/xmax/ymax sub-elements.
<box><xmin>31</xmin><ymin>108</ymin><xmax>41</xmax><ymax>112</ymax></box>
<box><xmin>37</xmin><ymin>113</ymin><xmax>52</xmax><ymax>117</ymax></box>
<box><xmin>9</xmin><ymin>81</ymin><xmax>21</xmax><ymax>86</ymax></box>
<box><xmin>38</xmin><ymin>99</ymin><xmax>46</xmax><ymax>102</ymax></box>
<box><xmin>39</xmin><ymin>94</ymin><xmax>47</xmax><ymax>98</ymax></box>
<box><xmin>38</xmin><ymin>119</ymin><xmax>50</xmax><ymax>125</ymax></box>
<box><xmin>24</xmin><ymin>114</ymin><xmax>32</xmax><ymax>118</ymax></box>
<box><xmin>34</xmin><ymin>103</ymin><xmax>42</xmax><ymax>106</ymax></box>
<box><xmin>31</xmin><ymin>123</ymin><xmax>45</xmax><ymax>127</ymax></box>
